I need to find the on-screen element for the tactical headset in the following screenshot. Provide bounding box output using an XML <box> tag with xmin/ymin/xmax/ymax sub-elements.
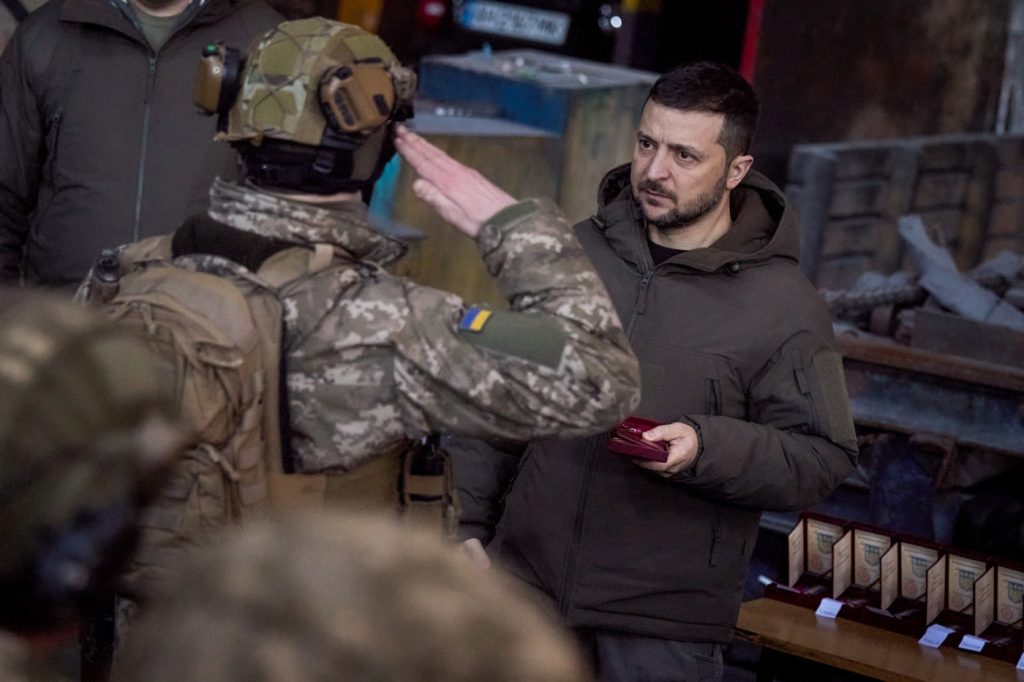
<box><xmin>192</xmin><ymin>34</ymin><xmax>416</xmax><ymax>196</ymax></box>
<box><xmin>193</xmin><ymin>42</ymin><xmax>410</xmax><ymax>136</ymax></box>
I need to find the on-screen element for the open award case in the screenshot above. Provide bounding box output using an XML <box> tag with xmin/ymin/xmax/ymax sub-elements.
<box><xmin>813</xmin><ymin>523</ymin><xmax>915</xmax><ymax>631</ymax></box>
<box><xmin>824</xmin><ymin>534</ymin><xmax>946</xmax><ymax>637</ymax></box>
<box><xmin>929</xmin><ymin>548</ymin><xmax>989</xmax><ymax>635</ymax></box>
<box><xmin>766</xmin><ymin>514</ymin><xmax>946</xmax><ymax>638</ymax></box>
<box><xmin>965</xmin><ymin>560</ymin><xmax>1024</xmax><ymax>663</ymax></box>
<box><xmin>831</xmin><ymin>523</ymin><xmax>892</xmax><ymax>608</ymax></box>
<box><xmin>763</xmin><ymin>513</ymin><xmax>1024</xmax><ymax>665</ymax></box>
<box><xmin>764</xmin><ymin>512</ymin><xmax>847</xmax><ymax>609</ymax></box>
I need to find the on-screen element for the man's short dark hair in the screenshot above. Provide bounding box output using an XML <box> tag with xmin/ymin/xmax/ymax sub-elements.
<box><xmin>647</xmin><ymin>62</ymin><xmax>759</xmax><ymax>162</ymax></box>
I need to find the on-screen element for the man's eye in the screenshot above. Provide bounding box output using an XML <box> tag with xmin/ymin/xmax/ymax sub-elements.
<box><xmin>675</xmin><ymin>151</ymin><xmax>691</xmax><ymax>161</ymax></box>
<box><xmin>638</xmin><ymin>139</ymin><xmax>653</xmax><ymax>150</ymax></box>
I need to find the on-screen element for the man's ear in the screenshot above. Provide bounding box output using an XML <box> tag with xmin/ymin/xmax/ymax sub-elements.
<box><xmin>725</xmin><ymin>154</ymin><xmax>753</xmax><ymax>190</ymax></box>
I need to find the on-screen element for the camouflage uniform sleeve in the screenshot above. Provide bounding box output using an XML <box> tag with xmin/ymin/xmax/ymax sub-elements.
<box><xmin>393</xmin><ymin>198</ymin><xmax>640</xmax><ymax>440</ymax></box>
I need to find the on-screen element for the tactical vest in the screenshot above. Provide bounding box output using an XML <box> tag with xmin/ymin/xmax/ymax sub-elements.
<box><xmin>86</xmin><ymin>236</ymin><xmax>456</xmax><ymax>597</ymax></box>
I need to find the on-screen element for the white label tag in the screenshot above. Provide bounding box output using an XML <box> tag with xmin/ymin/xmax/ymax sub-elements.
<box><xmin>815</xmin><ymin>597</ymin><xmax>844</xmax><ymax>619</ymax></box>
<box><xmin>918</xmin><ymin>624</ymin><xmax>955</xmax><ymax>648</ymax></box>
<box><xmin>1016</xmin><ymin>652</ymin><xmax>1024</xmax><ymax>670</ymax></box>
<box><xmin>956</xmin><ymin>634</ymin><xmax>985</xmax><ymax>652</ymax></box>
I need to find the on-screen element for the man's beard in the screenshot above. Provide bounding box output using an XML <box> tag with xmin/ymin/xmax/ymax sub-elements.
<box><xmin>637</xmin><ymin>170</ymin><xmax>727</xmax><ymax>230</ymax></box>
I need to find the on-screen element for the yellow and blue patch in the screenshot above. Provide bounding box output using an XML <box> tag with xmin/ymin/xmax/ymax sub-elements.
<box><xmin>459</xmin><ymin>306</ymin><xmax>493</xmax><ymax>333</ymax></box>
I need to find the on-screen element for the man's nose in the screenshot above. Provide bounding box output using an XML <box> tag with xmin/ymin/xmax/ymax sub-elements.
<box><xmin>644</xmin><ymin>150</ymin><xmax>670</xmax><ymax>181</ymax></box>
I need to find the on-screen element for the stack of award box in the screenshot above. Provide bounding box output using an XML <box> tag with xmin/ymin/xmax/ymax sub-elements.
<box><xmin>765</xmin><ymin>511</ymin><xmax>1024</xmax><ymax>664</ymax></box>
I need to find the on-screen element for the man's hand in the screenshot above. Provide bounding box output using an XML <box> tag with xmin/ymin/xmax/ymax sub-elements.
<box><xmin>394</xmin><ymin>124</ymin><xmax>515</xmax><ymax>238</ymax></box>
<box><xmin>633</xmin><ymin>421</ymin><xmax>700</xmax><ymax>477</ymax></box>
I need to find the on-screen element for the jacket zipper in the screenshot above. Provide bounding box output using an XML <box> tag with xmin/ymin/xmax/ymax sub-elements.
<box><xmin>627</xmin><ymin>216</ymin><xmax>656</xmax><ymax>329</ymax></box>
<box><xmin>634</xmin><ymin>270</ymin><xmax>653</xmax><ymax>315</ymax></box>
<box><xmin>557</xmin><ymin>442</ymin><xmax>597</xmax><ymax>620</ymax></box>
<box><xmin>132</xmin><ymin>54</ymin><xmax>158</xmax><ymax>242</ymax></box>
<box><xmin>709</xmin><ymin>521</ymin><xmax>722</xmax><ymax>567</ymax></box>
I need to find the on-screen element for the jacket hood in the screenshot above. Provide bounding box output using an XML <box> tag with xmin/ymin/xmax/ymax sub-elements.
<box><xmin>207</xmin><ymin>178</ymin><xmax>408</xmax><ymax>266</ymax></box>
<box><xmin>595</xmin><ymin>163</ymin><xmax>799</xmax><ymax>273</ymax></box>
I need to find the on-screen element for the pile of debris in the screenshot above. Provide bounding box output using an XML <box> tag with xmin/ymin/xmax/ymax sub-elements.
<box><xmin>819</xmin><ymin>216</ymin><xmax>1024</xmax><ymax>559</ymax></box>
<box><xmin>821</xmin><ymin>215</ymin><xmax>1024</xmax><ymax>368</ymax></box>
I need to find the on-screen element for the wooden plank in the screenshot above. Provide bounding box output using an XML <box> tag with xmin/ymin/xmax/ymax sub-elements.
<box><xmin>912</xmin><ymin>171</ymin><xmax>969</xmax><ymax>210</ymax></box>
<box><xmin>913</xmin><ymin>209</ymin><xmax>962</xmax><ymax>242</ymax></box>
<box><xmin>911</xmin><ymin>308</ymin><xmax>1024</xmax><ymax>367</ymax></box>
<box><xmin>917</xmin><ymin>141</ymin><xmax>974</xmax><ymax>171</ymax></box>
<box><xmin>994</xmin><ymin>135</ymin><xmax>1024</xmax><ymax>165</ymax></box>
<box><xmin>736</xmin><ymin>599</ymin><xmax>1021</xmax><ymax>682</ymax></box>
<box><xmin>983</xmin><ymin>235</ymin><xmax>1024</xmax><ymax>258</ymax></box>
<box><xmin>829</xmin><ymin>179</ymin><xmax>887</xmax><ymax>217</ymax></box>
<box><xmin>995</xmin><ymin>166</ymin><xmax>1024</xmax><ymax>200</ymax></box>
<box><xmin>955</xmin><ymin>141</ymin><xmax>999</xmax><ymax>269</ymax></box>
<box><xmin>818</xmin><ymin>217</ymin><xmax>885</xmax><ymax>258</ymax></box>
<box><xmin>988</xmin><ymin>199</ymin><xmax>1024</xmax><ymax>236</ymax></box>
<box><xmin>790</xmin><ymin>151</ymin><xmax>837</xmax><ymax>282</ymax></box>
<box><xmin>873</xmin><ymin>144</ymin><xmax>920</xmax><ymax>273</ymax></box>
<box><xmin>832</xmin><ymin>147</ymin><xmax>896</xmax><ymax>180</ymax></box>
<box><xmin>790</xmin><ymin>133</ymin><xmax>1024</xmax><ymax>287</ymax></box>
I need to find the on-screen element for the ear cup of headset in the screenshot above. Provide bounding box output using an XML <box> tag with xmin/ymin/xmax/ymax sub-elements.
<box><xmin>218</xmin><ymin>48</ymin><xmax>243</xmax><ymax>114</ymax></box>
<box><xmin>193</xmin><ymin>44</ymin><xmax>243</xmax><ymax>121</ymax></box>
<box><xmin>317</xmin><ymin>62</ymin><xmax>396</xmax><ymax>135</ymax></box>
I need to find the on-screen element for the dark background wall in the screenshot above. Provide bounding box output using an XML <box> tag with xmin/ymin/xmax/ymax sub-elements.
<box><xmin>750</xmin><ymin>0</ymin><xmax>1012</xmax><ymax>183</ymax></box>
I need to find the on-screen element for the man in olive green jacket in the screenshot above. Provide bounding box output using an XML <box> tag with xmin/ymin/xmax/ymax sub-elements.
<box><xmin>0</xmin><ymin>0</ymin><xmax>279</xmax><ymax>288</ymax></box>
<box><xmin>452</xmin><ymin>62</ymin><xmax>858</xmax><ymax>682</ymax></box>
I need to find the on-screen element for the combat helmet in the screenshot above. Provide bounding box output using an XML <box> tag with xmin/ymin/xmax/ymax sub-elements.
<box><xmin>194</xmin><ymin>17</ymin><xmax>416</xmax><ymax>195</ymax></box>
<box><xmin>0</xmin><ymin>290</ymin><xmax>183</xmax><ymax>634</ymax></box>
<box><xmin>116</xmin><ymin>513</ymin><xmax>591</xmax><ymax>682</ymax></box>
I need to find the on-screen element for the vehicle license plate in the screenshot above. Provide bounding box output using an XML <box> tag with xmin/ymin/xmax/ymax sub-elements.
<box><xmin>457</xmin><ymin>1</ymin><xmax>571</xmax><ymax>46</ymax></box>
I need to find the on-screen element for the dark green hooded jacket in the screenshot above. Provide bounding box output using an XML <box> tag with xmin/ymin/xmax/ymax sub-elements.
<box><xmin>0</xmin><ymin>0</ymin><xmax>280</xmax><ymax>287</ymax></box>
<box><xmin>452</xmin><ymin>164</ymin><xmax>858</xmax><ymax>643</ymax></box>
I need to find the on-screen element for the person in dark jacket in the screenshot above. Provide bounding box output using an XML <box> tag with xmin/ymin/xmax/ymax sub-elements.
<box><xmin>0</xmin><ymin>0</ymin><xmax>280</xmax><ymax>288</ymax></box>
<box><xmin>450</xmin><ymin>62</ymin><xmax>858</xmax><ymax>682</ymax></box>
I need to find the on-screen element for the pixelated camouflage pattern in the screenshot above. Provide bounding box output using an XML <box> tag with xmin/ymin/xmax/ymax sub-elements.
<box><xmin>207</xmin><ymin>181</ymin><xmax>640</xmax><ymax>473</ymax></box>
<box><xmin>115</xmin><ymin>513</ymin><xmax>592</xmax><ymax>682</ymax></box>
<box><xmin>0</xmin><ymin>290</ymin><xmax>176</xmax><ymax>581</ymax></box>
<box><xmin>209</xmin><ymin>178</ymin><xmax>407</xmax><ymax>264</ymax></box>
<box><xmin>221</xmin><ymin>17</ymin><xmax>410</xmax><ymax>147</ymax></box>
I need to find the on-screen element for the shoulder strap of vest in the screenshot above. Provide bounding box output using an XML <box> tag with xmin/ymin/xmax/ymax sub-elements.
<box><xmin>118</xmin><ymin>234</ymin><xmax>175</xmax><ymax>272</ymax></box>
<box><xmin>256</xmin><ymin>243</ymin><xmax>340</xmax><ymax>288</ymax></box>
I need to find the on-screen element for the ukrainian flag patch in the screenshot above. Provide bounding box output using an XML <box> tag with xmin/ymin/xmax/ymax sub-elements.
<box><xmin>459</xmin><ymin>306</ymin><xmax>493</xmax><ymax>332</ymax></box>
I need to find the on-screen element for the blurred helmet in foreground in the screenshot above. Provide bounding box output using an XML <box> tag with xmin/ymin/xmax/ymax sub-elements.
<box><xmin>118</xmin><ymin>512</ymin><xmax>592</xmax><ymax>682</ymax></box>
<box><xmin>0</xmin><ymin>289</ymin><xmax>183</xmax><ymax>634</ymax></box>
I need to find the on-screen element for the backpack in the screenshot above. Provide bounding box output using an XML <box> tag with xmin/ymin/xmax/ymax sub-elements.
<box><xmin>87</xmin><ymin>235</ymin><xmax>303</xmax><ymax>596</ymax></box>
<box><xmin>85</xmin><ymin>237</ymin><xmax>457</xmax><ymax>597</ymax></box>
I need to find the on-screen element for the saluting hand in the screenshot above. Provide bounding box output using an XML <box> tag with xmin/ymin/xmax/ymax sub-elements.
<box><xmin>394</xmin><ymin>124</ymin><xmax>515</xmax><ymax>238</ymax></box>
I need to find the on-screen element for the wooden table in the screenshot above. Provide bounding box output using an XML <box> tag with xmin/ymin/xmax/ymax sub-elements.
<box><xmin>735</xmin><ymin>598</ymin><xmax>1022</xmax><ymax>682</ymax></box>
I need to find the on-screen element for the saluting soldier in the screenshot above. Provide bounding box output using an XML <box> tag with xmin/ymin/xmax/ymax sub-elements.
<box><xmin>83</xmin><ymin>16</ymin><xmax>639</xmax><ymax>584</ymax></box>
